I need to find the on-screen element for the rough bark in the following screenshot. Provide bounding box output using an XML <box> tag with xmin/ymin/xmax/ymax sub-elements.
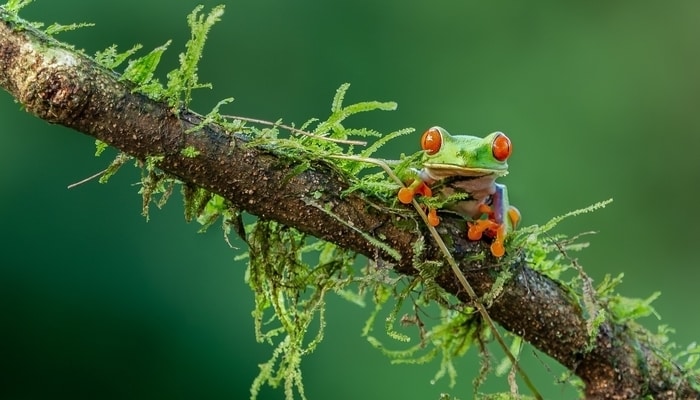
<box><xmin>1</xmin><ymin>9</ymin><xmax>697</xmax><ymax>399</ymax></box>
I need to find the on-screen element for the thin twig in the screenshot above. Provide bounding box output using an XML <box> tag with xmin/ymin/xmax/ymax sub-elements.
<box><xmin>224</xmin><ymin>115</ymin><xmax>367</xmax><ymax>146</ymax></box>
<box><xmin>67</xmin><ymin>168</ymin><xmax>107</xmax><ymax>189</ymax></box>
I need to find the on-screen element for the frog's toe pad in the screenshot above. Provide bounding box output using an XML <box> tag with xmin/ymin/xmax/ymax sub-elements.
<box><xmin>467</xmin><ymin>224</ymin><xmax>484</xmax><ymax>240</ymax></box>
<box><xmin>427</xmin><ymin>208</ymin><xmax>440</xmax><ymax>226</ymax></box>
<box><xmin>508</xmin><ymin>206</ymin><xmax>521</xmax><ymax>228</ymax></box>
<box><xmin>397</xmin><ymin>187</ymin><xmax>414</xmax><ymax>204</ymax></box>
<box><xmin>490</xmin><ymin>240</ymin><xmax>506</xmax><ymax>258</ymax></box>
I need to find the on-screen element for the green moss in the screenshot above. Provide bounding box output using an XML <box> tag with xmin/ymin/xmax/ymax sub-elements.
<box><xmin>44</xmin><ymin>21</ymin><xmax>94</xmax><ymax>36</ymax></box>
<box><xmin>97</xmin><ymin>152</ymin><xmax>129</xmax><ymax>184</ymax></box>
<box><xmin>246</xmin><ymin>220</ymin><xmax>356</xmax><ymax>400</ymax></box>
<box><xmin>94</xmin><ymin>139</ymin><xmax>108</xmax><ymax>157</ymax></box>
<box><xmin>3</xmin><ymin>0</ymin><xmax>32</xmax><ymax>14</ymax></box>
<box><xmin>163</xmin><ymin>5</ymin><xmax>224</xmax><ymax>107</ymax></box>
<box><xmin>180</xmin><ymin>145</ymin><xmax>200</xmax><ymax>158</ymax></box>
<box><xmin>94</xmin><ymin>44</ymin><xmax>143</xmax><ymax>70</ymax></box>
<box><xmin>121</xmin><ymin>41</ymin><xmax>171</xmax><ymax>98</ymax></box>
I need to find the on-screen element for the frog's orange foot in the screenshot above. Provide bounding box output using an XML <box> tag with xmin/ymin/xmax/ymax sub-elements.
<box><xmin>398</xmin><ymin>181</ymin><xmax>439</xmax><ymax>226</ymax></box>
<box><xmin>468</xmin><ymin>219</ymin><xmax>508</xmax><ymax>258</ymax></box>
<box><xmin>467</xmin><ymin>219</ymin><xmax>498</xmax><ymax>241</ymax></box>
<box><xmin>397</xmin><ymin>187</ymin><xmax>414</xmax><ymax>204</ymax></box>
<box><xmin>397</xmin><ymin>180</ymin><xmax>432</xmax><ymax>204</ymax></box>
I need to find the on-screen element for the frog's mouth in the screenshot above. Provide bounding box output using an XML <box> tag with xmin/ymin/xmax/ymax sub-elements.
<box><xmin>423</xmin><ymin>163</ymin><xmax>508</xmax><ymax>180</ymax></box>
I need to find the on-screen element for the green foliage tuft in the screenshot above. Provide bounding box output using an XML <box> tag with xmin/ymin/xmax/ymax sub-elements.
<box><xmin>94</xmin><ymin>139</ymin><xmax>108</xmax><ymax>157</ymax></box>
<box><xmin>138</xmin><ymin>155</ymin><xmax>172</xmax><ymax>221</ymax></box>
<box><xmin>121</xmin><ymin>41</ymin><xmax>171</xmax><ymax>98</ymax></box>
<box><xmin>95</xmin><ymin>44</ymin><xmax>143</xmax><ymax>70</ymax></box>
<box><xmin>481</xmin><ymin>268</ymin><xmax>513</xmax><ymax>308</ymax></box>
<box><xmin>360</xmin><ymin>238</ymin><xmax>488</xmax><ymax>393</ymax></box>
<box><xmin>91</xmin><ymin>5</ymin><xmax>223</xmax><ymax>106</ymax></box>
<box><xmin>164</xmin><ymin>5</ymin><xmax>224</xmax><ymax>107</ymax></box>
<box><xmin>44</xmin><ymin>22</ymin><xmax>94</xmax><ymax>36</ymax></box>
<box><xmin>606</xmin><ymin>291</ymin><xmax>661</xmax><ymax>324</ymax></box>
<box><xmin>97</xmin><ymin>152</ymin><xmax>129</xmax><ymax>184</ymax></box>
<box><xmin>180</xmin><ymin>145</ymin><xmax>200</xmax><ymax>158</ymax></box>
<box><xmin>194</xmin><ymin>193</ymin><xmax>243</xmax><ymax>244</ymax></box>
<box><xmin>341</xmin><ymin>150</ymin><xmax>420</xmax><ymax>202</ymax></box>
<box><xmin>366</xmin><ymin>304</ymin><xmax>483</xmax><ymax>389</ymax></box>
<box><xmin>3</xmin><ymin>0</ymin><xmax>32</xmax><ymax>14</ymax></box>
<box><xmin>674</xmin><ymin>340</ymin><xmax>700</xmax><ymax>391</ymax></box>
<box><xmin>515</xmin><ymin>199</ymin><xmax>613</xmax><ymax>243</ymax></box>
<box><xmin>245</xmin><ymin>220</ymin><xmax>358</xmax><ymax>400</ymax></box>
<box><xmin>358</xmin><ymin>127</ymin><xmax>414</xmax><ymax>158</ymax></box>
<box><xmin>313</xmin><ymin>83</ymin><xmax>397</xmax><ymax>140</ymax></box>
<box><xmin>182</xmin><ymin>184</ymin><xmax>213</xmax><ymax>223</ymax></box>
<box><xmin>186</xmin><ymin>97</ymin><xmax>235</xmax><ymax>133</ymax></box>
<box><xmin>513</xmin><ymin>200</ymin><xmax>681</xmax><ymax>360</ymax></box>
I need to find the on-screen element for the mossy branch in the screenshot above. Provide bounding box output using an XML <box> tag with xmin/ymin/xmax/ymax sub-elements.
<box><xmin>0</xmin><ymin>8</ymin><xmax>697</xmax><ymax>399</ymax></box>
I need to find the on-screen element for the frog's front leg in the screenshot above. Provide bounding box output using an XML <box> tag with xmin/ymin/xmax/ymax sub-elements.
<box><xmin>398</xmin><ymin>179</ymin><xmax>440</xmax><ymax>226</ymax></box>
<box><xmin>467</xmin><ymin>183</ymin><xmax>520</xmax><ymax>257</ymax></box>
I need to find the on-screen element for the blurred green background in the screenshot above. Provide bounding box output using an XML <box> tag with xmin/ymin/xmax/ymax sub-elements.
<box><xmin>2</xmin><ymin>1</ymin><xmax>699</xmax><ymax>399</ymax></box>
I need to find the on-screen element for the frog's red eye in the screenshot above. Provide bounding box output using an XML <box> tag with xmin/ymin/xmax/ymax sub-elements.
<box><xmin>421</xmin><ymin>127</ymin><xmax>442</xmax><ymax>155</ymax></box>
<box><xmin>492</xmin><ymin>133</ymin><xmax>511</xmax><ymax>162</ymax></box>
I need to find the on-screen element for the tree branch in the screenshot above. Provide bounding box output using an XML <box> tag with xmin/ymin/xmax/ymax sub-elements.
<box><xmin>1</xmin><ymin>10</ymin><xmax>696</xmax><ymax>399</ymax></box>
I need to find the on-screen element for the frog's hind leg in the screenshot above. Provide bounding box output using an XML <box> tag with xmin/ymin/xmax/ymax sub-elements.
<box><xmin>467</xmin><ymin>184</ymin><xmax>516</xmax><ymax>257</ymax></box>
<box><xmin>467</xmin><ymin>209</ymin><xmax>506</xmax><ymax>257</ymax></box>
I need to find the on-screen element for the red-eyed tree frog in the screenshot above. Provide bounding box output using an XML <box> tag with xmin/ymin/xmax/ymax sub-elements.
<box><xmin>398</xmin><ymin>126</ymin><xmax>521</xmax><ymax>257</ymax></box>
